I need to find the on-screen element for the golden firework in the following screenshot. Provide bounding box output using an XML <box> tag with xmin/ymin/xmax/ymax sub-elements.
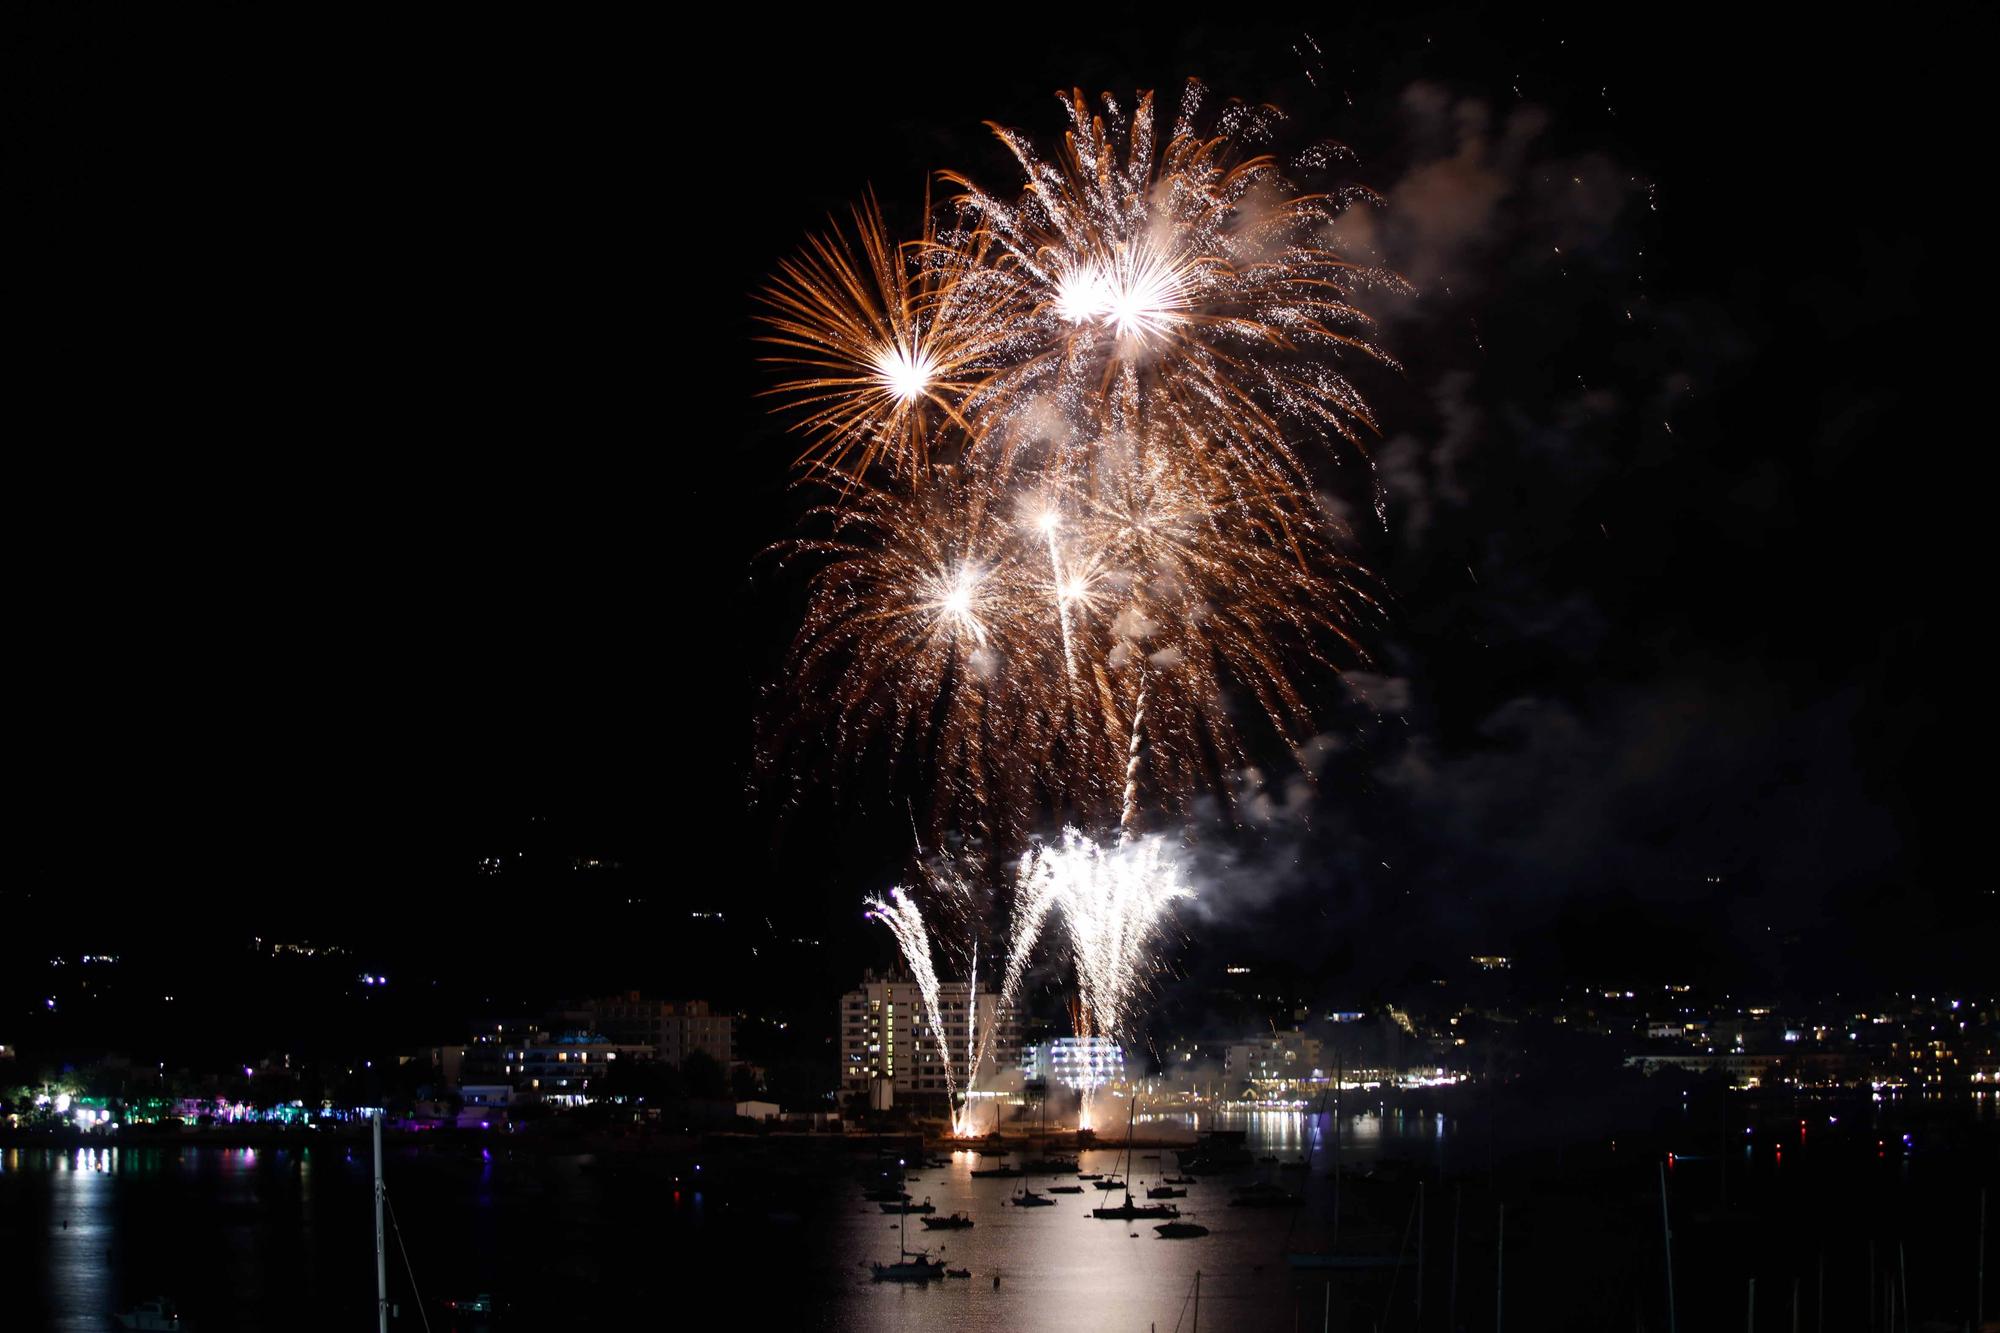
<box><xmin>759</xmin><ymin>81</ymin><xmax>1395</xmax><ymax>843</ymax></box>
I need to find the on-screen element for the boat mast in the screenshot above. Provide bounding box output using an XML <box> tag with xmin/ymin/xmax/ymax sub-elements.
<box><xmin>1122</xmin><ymin>1096</ymin><xmax>1139</xmax><ymax>1206</ymax></box>
<box><xmin>373</xmin><ymin>1109</ymin><xmax>389</xmax><ymax>1333</ymax></box>
<box><xmin>1333</xmin><ymin>1045</ymin><xmax>1342</xmax><ymax>1246</ymax></box>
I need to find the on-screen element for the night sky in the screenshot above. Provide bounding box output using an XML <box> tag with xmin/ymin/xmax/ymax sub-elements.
<box><xmin>10</xmin><ymin>7</ymin><xmax>1986</xmax><ymax>1036</ymax></box>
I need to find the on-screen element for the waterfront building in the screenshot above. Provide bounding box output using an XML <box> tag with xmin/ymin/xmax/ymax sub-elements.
<box><xmin>1022</xmin><ymin>1036</ymin><xmax>1126</xmax><ymax>1091</ymax></box>
<box><xmin>838</xmin><ymin>970</ymin><xmax>1020</xmax><ymax>1109</ymax></box>
<box><xmin>587</xmin><ymin>993</ymin><xmax>735</xmax><ymax>1067</ymax></box>
<box><xmin>495</xmin><ymin>1032</ymin><xmax>656</xmax><ymax>1105</ymax></box>
<box><xmin>1224</xmin><ymin>1031</ymin><xmax>1326</xmax><ymax>1097</ymax></box>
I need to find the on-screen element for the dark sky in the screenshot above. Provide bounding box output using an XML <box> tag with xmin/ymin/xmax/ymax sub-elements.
<box><xmin>10</xmin><ymin>6</ymin><xmax>1987</xmax><ymax>1015</ymax></box>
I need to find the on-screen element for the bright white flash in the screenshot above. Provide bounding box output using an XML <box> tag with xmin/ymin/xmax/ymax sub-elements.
<box><xmin>931</xmin><ymin>565</ymin><xmax>986</xmax><ymax>644</ymax></box>
<box><xmin>870</xmin><ymin>344</ymin><xmax>936</xmax><ymax>401</ymax></box>
<box><xmin>1053</xmin><ymin>249</ymin><xmax>1186</xmax><ymax>341</ymax></box>
<box><xmin>1055</xmin><ymin>267</ymin><xmax>1112</xmax><ymax>324</ymax></box>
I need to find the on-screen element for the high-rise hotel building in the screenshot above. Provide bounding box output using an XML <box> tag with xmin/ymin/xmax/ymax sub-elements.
<box><xmin>839</xmin><ymin>970</ymin><xmax>1021</xmax><ymax>1109</ymax></box>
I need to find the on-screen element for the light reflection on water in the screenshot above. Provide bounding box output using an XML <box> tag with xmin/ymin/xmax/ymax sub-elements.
<box><xmin>12</xmin><ymin>1098</ymin><xmax>1985</xmax><ymax>1330</ymax></box>
<box><xmin>1</xmin><ymin>1117</ymin><xmax>1416</xmax><ymax>1332</ymax></box>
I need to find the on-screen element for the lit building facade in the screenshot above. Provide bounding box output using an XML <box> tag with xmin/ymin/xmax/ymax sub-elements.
<box><xmin>497</xmin><ymin>1033</ymin><xmax>655</xmax><ymax>1105</ymax></box>
<box><xmin>1022</xmin><ymin>1036</ymin><xmax>1126</xmax><ymax>1091</ymax></box>
<box><xmin>1224</xmin><ymin>1031</ymin><xmax>1326</xmax><ymax>1096</ymax></box>
<box><xmin>839</xmin><ymin>970</ymin><xmax>1021</xmax><ymax>1108</ymax></box>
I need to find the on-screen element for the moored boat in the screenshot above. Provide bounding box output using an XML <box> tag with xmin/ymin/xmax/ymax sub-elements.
<box><xmin>1093</xmin><ymin>1198</ymin><xmax>1181</xmax><ymax>1220</ymax></box>
<box><xmin>921</xmin><ymin>1211</ymin><xmax>974</xmax><ymax>1229</ymax></box>
<box><xmin>871</xmin><ymin>1252</ymin><xmax>947</xmax><ymax>1282</ymax></box>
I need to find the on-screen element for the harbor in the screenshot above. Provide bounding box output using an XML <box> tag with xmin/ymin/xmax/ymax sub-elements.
<box><xmin>6</xmin><ymin>1091</ymin><xmax>1994</xmax><ymax>1329</ymax></box>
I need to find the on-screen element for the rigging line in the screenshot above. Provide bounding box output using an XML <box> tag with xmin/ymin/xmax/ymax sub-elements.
<box><xmin>1380</xmin><ymin>1186</ymin><xmax>1420</xmax><ymax>1326</ymax></box>
<box><xmin>385</xmin><ymin>1191</ymin><xmax>434</xmax><ymax>1333</ymax></box>
<box><xmin>1169</xmin><ymin>1267</ymin><xmax>1200</xmax><ymax>1333</ymax></box>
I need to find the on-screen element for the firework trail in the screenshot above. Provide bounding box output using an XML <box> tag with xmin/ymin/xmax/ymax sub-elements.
<box><xmin>888</xmin><ymin>828</ymin><xmax>1190</xmax><ymax>1132</ymax></box>
<box><xmin>863</xmin><ymin>885</ymin><xmax>975</xmax><ymax>1134</ymax></box>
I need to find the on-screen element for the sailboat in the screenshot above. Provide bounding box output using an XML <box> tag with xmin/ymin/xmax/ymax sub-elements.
<box><xmin>872</xmin><ymin>1183</ymin><xmax>948</xmax><ymax>1281</ymax></box>
<box><xmin>1093</xmin><ymin>1099</ymin><xmax>1182</xmax><ymax>1221</ymax></box>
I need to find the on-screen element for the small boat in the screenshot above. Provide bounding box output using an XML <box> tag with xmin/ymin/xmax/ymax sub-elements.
<box><xmin>1047</xmin><ymin>1184</ymin><xmax>1085</xmax><ymax>1194</ymax></box>
<box><xmin>1022</xmin><ymin>1156</ymin><xmax>1079</xmax><ymax>1173</ymax></box>
<box><xmin>1155</xmin><ymin>1221</ymin><xmax>1210</xmax><ymax>1239</ymax></box>
<box><xmin>945</xmin><ymin>1267</ymin><xmax>972</xmax><ymax>1279</ymax></box>
<box><xmin>881</xmin><ymin>1197</ymin><xmax>935</xmax><ymax>1214</ymax></box>
<box><xmin>1093</xmin><ymin>1198</ymin><xmax>1181</xmax><ymax>1220</ymax></box>
<box><xmin>113</xmin><ymin>1301</ymin><xmax>183</xmax><ymax>1331</ymax></box>
<box><xmin>871</xmin><ymin>1252</ymin><xmax>947</xmax><ymax>1282</ymax></box>
<box><xmin>1076</xmin><ymin>1172</ymin><xmax>1104</xmax><ymax>1180</ymax></box>
<box><xmin>969</xmin><ymin>1165</ymin><xmax>1024</xmax><ymax>1179</ymax></box>
<box><xmin>1163</xmin><ymin>1175</ymin><xmax>1198</xmax><ymax>1185</ymax></box>
<box><xmin>1009</xmin><ymin>1189</ymin><xmax>1057</xmax><ymax>1207</ymax></box>
<box><xmin>921</xmin><ymin>1212</ymin><xmax>974</xmax><ymax>1230</ymax></box>
<box><xmin>1092</xmin><ymin>1100</ymin><xmax>1180</xmax><ymax>1221</ymax></box>
<box><xmin>1146</xmin><ymin>1184</ymin><xmax>1187</xmax><ymax>1199</ymax></box>
<box><xmin>924</xmin><ymin>1157</ymin><xmax>951</xmax><ymax>1168</ymax></box>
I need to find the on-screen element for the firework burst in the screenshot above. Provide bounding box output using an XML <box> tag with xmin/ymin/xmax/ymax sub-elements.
<box><xmin>762</xmin><ymin>81</ymin><xmax>1397</xmax><ymax>1122</ymax></box>
<box><xmin>757</xmin><ymin>191</ymin><xmax>1013</xmax><ymax>480</ymax></box>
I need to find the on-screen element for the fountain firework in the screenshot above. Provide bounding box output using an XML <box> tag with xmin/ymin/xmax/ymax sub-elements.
<box><xmin>1017</xmin><ymin>828</ymin><xmax>1192</xmax><ymax>1129</ymax></box>
<box><xmin>863</xmin><ymin>885</ymin><xmax>979</xmax><ymax>1136</ymax></box>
